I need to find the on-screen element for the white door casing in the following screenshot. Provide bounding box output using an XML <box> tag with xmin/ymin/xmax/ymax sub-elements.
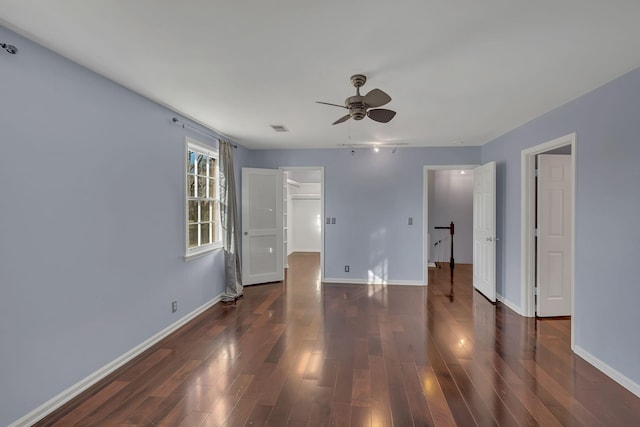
<box><xmin>241</xmin><ymin>168</ymin><xmax>284</xmax><ymax>286</ymax></box>
<box><xmin>473</xmin><ymin>161</ymin><xmax>496</xmax><ymax>302</ymax></box>
<box><xmin>536</xmin><ymin>155</ymin><xmax>572</xmax><ymax>316</ymax></box>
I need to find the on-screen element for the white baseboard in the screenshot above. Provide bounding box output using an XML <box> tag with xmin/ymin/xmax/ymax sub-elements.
<box><xmin>322</xmin><ymin>278</ymin><xmax>426</xmax><ymax>286</ymax></box>
<box><xmin>573</xmin><ymin>345</ymin><xmax>640</xmax><ymax>398</ymax></box>
<box><xmin>9</xmin><ymin>293</ymin><xmax>223</xmax><ymax>427</ymax></box>
<box><xmin>496</xmin><ymin>294</ymin><xmax>525</xmax><ymax>316</ymax></box>
<box><xmin>428</xmin><ymin>262</ymin><xmax>436</xmax><ymax>268</ymax></box>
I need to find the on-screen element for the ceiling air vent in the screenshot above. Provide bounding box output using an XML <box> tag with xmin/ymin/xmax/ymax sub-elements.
<box><xmin>270</xmin><ymin>125</ymin><xmax>289</xmax><ymax>132</ymax></box>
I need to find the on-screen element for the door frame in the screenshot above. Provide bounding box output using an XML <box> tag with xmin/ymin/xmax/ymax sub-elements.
<box><xmin>279</xmin><ymin>166</ymin><xmax>325</xmax><ymax>281</ymax></box>
<box><xmin>423</xmin><ymin>164</ymin><xmax>478</xmax><ymax>285</ymax></box>
<box><xmin>520</xmin><ymin>133</ymin><xmax>576</xmax><ymax>345</ymax></box>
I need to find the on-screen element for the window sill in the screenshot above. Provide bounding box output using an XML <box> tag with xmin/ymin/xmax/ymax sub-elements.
<box><xmin>184</xmin><ymin>243</ymin><xmax>223</xmax><ymax>261</ymax></box>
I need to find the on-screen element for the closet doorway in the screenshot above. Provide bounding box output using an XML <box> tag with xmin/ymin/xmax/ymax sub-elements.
<box><xmin>281</xmin><ymin>167</ymin><xmax>325</xmax><ymax>281</ymax></box>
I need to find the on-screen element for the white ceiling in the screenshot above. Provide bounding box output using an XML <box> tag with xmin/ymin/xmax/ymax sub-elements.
<box><xmin>2</xmin><ymin>1</ymin><xmax>640</xmax><ymax>150</ymax></box>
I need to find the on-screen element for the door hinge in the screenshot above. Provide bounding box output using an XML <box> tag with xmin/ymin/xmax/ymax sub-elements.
<box><xmin>534</xmin><ymin>228</ymin><xmax>539</xmax><ymax>237</ymax></box>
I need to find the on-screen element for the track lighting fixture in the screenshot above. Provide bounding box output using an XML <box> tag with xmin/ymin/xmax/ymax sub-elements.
<box><xmin>1</xmin><ymin>42</ymin><xmax>18</xmax><ymax>55</ymax></box>
<box><xmin>338</xmin><ymin>142</ymin><xmax>408</xmax><ymax>155</ymax></box>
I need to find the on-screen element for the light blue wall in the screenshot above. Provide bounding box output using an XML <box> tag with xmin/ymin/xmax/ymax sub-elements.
<box><xmin>250</xmin><ymin>146</ymin><xmax>480</xmax><ymax>282</ymax></box>
<box><xmin>481</xmin><ymin>67</ymin><xmax>640</xmax><ymax>389</ymax></box>
<box><xmin>0</xmin><ymin>26</ymin><xmax>249</xmax><ymax>425</ymax></box>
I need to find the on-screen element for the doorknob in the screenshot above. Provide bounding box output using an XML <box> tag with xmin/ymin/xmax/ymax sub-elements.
<box><xmin>244</xmin><ymin>232</ymin><xmax>248</xmax><ymax>235</ymax></box>
<box><xmin>486</xmin><ymin>236</ymin><xmax>493</xmax><ymax>242</ymax></box>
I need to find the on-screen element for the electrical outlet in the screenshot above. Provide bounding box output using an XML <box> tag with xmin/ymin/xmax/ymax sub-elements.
<box><xmin>408</xmin><ymin>217</ymin><xmax>413</xmax><ymax>225</ymax></box>
<box><xmin>344</xmin><ymin>265</ymin><xmax>350</xmax><ymax>272</ymax></box>
<box><xmin>171</xmin><ymin>301</ymin><xmax>177</xmax><ymax>313</ymax></box>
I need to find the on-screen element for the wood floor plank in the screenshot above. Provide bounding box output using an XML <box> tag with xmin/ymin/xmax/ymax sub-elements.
<box><xmin>49</xmin><ymin>380</ymin><xmax>130</xmax><ymax>427</ymax></box>
<box><xmin>350</xmin><ymin>405</ymin><xmax>371</xmax><ymax>427</ymax></box>
<box><xmin>400</xmin><ymin>361</ymin><xmax>436</xmax><ymax>427</ymax></box>
<box><xmin>424</xmin><ymin>333</ymin><xmax>477</xmax><ymax>426</ymax></box>
<box><xmin>416</xmin><ymin>364</ymin><xmax>457</xmax><ymax>427</ymax></box>
<box><xmin>328</xmin><ymin>401</ymin><xmax>351</xmax><ymax>427</ymax></box>
<box><xmin>368</xmin><ymin>355</ymin><xmax>393</xmax><ymax>427</ymax></box>
<box><xmin>458</xmin><ymin>357</ymin><xmax>529</xmax><ymax>427</ymax></box>
<box><xmin>333</xmin><ymin>359</ymin><xmax>354</xmax><ymax>403</ymax></box>
<box><xmin>222</xmin><ymin>397</ymin><xmax>257</xmax><ymax>427</ymax></box>
<box><xmin>487</xmin><ymin>353</ymin><xmax>563</xmax><ymax>427</ymax></box>
<box><xmin>384</xmin><ymin>360</ymin><xmax>414</xmax><ymax>426</ymax></box>
<box><xmin>350</xmin><ymin>368</ymin><xmax>370</xmax><ymax>406</ymax></box>
<box><xmin>35</xmin><ymin>256</ymin><xmax>640</xmax><ymax>427</ymax></box>
<box><xmin>242</xmin><ymin>403</ymin><xmax>273</xmax><ymax>427</ymax></box>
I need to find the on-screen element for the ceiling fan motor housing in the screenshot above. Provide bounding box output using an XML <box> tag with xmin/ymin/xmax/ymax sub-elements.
<box><xmin>345</xmin><ymin>95</ymin><xmax>367</xmax><ymax>120</ymax></box>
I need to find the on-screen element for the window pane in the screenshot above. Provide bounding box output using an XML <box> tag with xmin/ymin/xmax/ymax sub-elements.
<box><xmin>186</xmin><ymin>146</ymin><xmax>219</xmax><ymax>253</ymax></box>
<box><xmin>209</xmin><ymin>178</ymin><xmax>216</xmax><ymax>198</ymax></box>
<box><xmin>188</xmin><ymin>200</ymin><xmax>198</xmax><ymax>223</ymax></box>
<box><xmin>197</xmin><ymin>177</ymin><xmax>207</xmax><ymax>198</ymax></box>
<box><xmin>201</xmin><ymin>223</ymin><xmax>211</xmax><ymax>245</ymax></box>
<box><xmin>188</xmin><ymin>224</ymin><xmax>198</xmax><ymax>248</ymax></box>
<box><xmin>200</xmin><ymin>201</ymin><xmax>211</xmax><ymax>222</ymax></box>
<box><xmin>187</xmin><ymin>151</ymin><xmax>196</xmax><ymax>174</ymax></box>
<box><xmin>197</xmin><ymin>154</ymin><xmax>207</xmax><ymax>175</ymax></box>
<box><xmin>187</xmin><ymin>174</ymin><xmax>195</xmax><ymax>197</ymax></box>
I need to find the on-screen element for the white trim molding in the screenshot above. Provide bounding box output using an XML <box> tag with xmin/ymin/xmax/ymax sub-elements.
<box><xmin>574</xmin><ymin>346</ymin><xmax>640</xmax><ymax>398</ymax></box>
<box><xmin>9</xmin><ymin>294</ymin><xmax>224</xmax><ymax>427</ymax></box>
<box><xmin>322</xmin><ymin>278</ymin><xmax>426</xmax><ymax>286</ymax></box>
<box><xmin>496</xmin><ymin>294</ymin><xmax>525</xmax><ymax>316</ymax></box>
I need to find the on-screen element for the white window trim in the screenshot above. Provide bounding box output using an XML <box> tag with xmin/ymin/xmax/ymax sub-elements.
<box><xmin>184</xmin><ymin>137</ymin><xmax>223</xmax><ymax>261</ymax></box>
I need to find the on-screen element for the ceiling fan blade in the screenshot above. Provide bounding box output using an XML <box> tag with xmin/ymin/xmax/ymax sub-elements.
<box><xmin>363</xmin><ymin>88</ymin><xmax>391</xmax><ymax>108</ymax></box>
<box><xmin>367</xmin><ymin>109</ymin><xmax>396</xmax><ymax>123</ymax></box>
<box><xmin>332</xmin><ymin>114</ymin><xmax>351</xmax><ymax>125</ymax></box>
<box><xmin>316</xmin><ymin>101</ymin><xmax>348</xmax><ymax>109</ymax></box>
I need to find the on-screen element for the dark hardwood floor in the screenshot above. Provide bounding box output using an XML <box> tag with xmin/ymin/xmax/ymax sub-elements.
<box><xmin>37</xmin><ymin>253</ymin><xmax>640</xmax><ymax>426</ymax></box>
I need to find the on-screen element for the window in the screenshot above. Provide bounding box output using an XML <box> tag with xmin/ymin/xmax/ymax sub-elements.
<box><xmin>185</xmin><ymin>139</ymin><xmax>221</xmax><ymax>258</ymax></box>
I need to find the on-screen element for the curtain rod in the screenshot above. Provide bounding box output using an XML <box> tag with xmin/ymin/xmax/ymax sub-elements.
<box><xmin>172</xmin><ymin>118</ymin><xmax>237</xmax><ymax>148</ymax></box>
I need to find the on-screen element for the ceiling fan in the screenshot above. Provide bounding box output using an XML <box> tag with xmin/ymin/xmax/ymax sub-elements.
<box><xmin>316</xmin><ymin>74</ymin><xmax>396</xmax><ymax>125</ymax></box>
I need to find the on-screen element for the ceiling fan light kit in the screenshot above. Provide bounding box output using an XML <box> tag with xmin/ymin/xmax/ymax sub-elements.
<box><xmin>317</xmin><ymin>74</ymin><xmax>396</xmax><ymax>125</ymax></box>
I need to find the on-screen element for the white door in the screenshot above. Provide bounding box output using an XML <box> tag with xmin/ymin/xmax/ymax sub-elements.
<box><xmin>537</xmin><ymin>155</ymin><xmax>572</xmax><ymax>316</ymax></box>
<box><xmin>241</xmin><ymin>168</ymin><xmax>284</xmax><ymax>286</ymax></box>
<box><xmin>473</xmin><ymin>161</ymin><xmax>496</xmax><ymax>302</ymax></box>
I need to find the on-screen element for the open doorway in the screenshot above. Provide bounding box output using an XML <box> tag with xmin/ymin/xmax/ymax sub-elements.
<box><xmin>423</xmin><ymin>165</ymin><xmax>476</xmax><ymax>285</ymax></box>
<box><xmin>521</xmin><ymin>133</ymin><xmax>576</xmax><ymax>344</ymax></box>
<box><xmin>281</xmin><ymin>167</ymin><xmax>325</xmax><ymax>281</ymax></box>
